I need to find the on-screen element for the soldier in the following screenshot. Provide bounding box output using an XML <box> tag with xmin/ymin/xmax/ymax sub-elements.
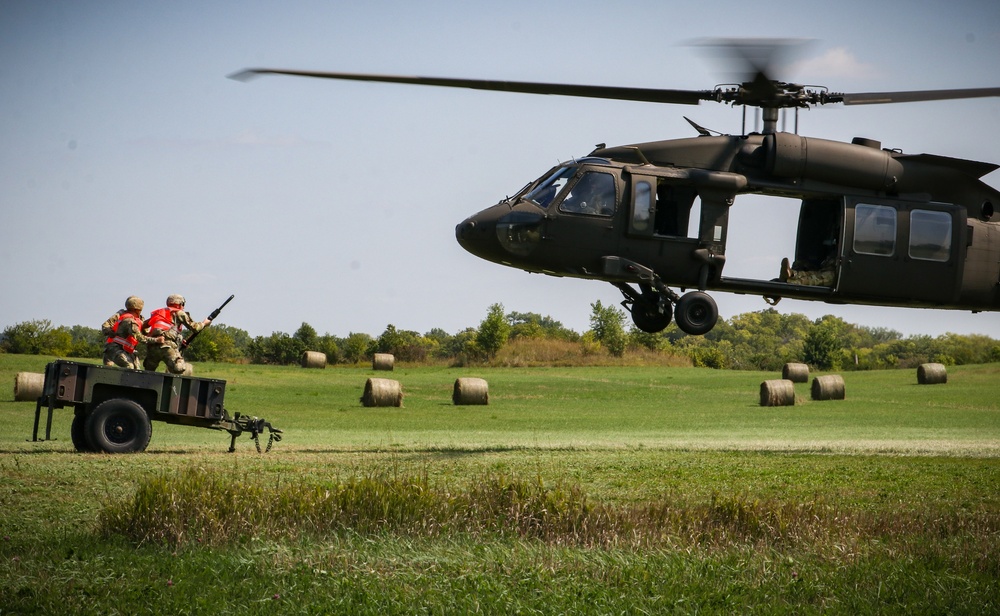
<box><xmin>101</xmin><ymin>296</ymin><xmax>140</xmax><ymax>338</ymax></box>
<box><xmin>142</xmin><ymin>294</ymin><xmax>210</xmax><ymax>374</ymax></box>
<box><xmin>102</xmin><ymin>297</ymin><xmax>164</xmax><ymax>369</ymax></box>
<box><xmin>780</xmin><ymin>256</ymin><xmax>836</xmax><ymax>287</ymax></box>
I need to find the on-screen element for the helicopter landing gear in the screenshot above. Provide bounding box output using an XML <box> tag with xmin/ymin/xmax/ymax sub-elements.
<box><xmin>615</xmin><ymin>282</ymin><xmax>677</xmax><ymax>334</ymax></box>
<box><xmin>616</xmin><ymin>284</ymin><xmax>719</xmax><ymax>335</ymax></box>
<box><xmin>631</xmin><ymin>293</ymin><xmax>674</xmax><ymax>333</ymax></box>
<box><xmin>674</xmin><ymin>291</ymin><xmax>719</xmax><ymax>336</ymax></box>
<box><xmin>605</xmin><ymin>257</ymin><xmax>719</xmax><ymax>335</ymax></box>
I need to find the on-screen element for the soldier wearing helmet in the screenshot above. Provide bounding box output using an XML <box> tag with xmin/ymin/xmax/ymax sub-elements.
<box><xmin>142</xmin><ymin>294</ymin><xmax>211</xmax><ymax>374</ymax></box>
<box><xmin>101</xmin><ymin>296</ymin><xmax>164</xmax><ymax>370</ymax></box>
<box><xmin>101</xmin><ymin>296</ymin><xmax>142</xmax><ymax>338</ymax></box>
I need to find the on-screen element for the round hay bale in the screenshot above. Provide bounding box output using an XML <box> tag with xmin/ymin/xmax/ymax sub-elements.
<box><xmin>760</xmin><ymin>379</ymin><xmax>795</xmax><ymax>407</ymax></box>
<box><xmin>811</xmin><ymin>374</ymin><xmax>846</xmax><ymax>400</ymax></box>
<box><xmin>453</xmin><ymin>377</ymin><xmax>489</xmax><ymax>405</ymax></box>
<box><xmin>14</xmin><ymin>372</ymin><xmax>44</xmax><ymax>402</ymax></box>
<box><xmin>782</xmin><ymin>362</ymin><xmax>809</xmax><ymax>383</ymax></box>
<box><xmin>373</xmin><ymin>353</ymin><xmax>395</xmax><ymax>371</ymax></box>
<box><xmin>361</xmin><ymin>377</ymin><xmax>403</xmax><ymax>407</ymax></box>
<box><xmin>301</xmin><ymin>350</ymin><xmax>327</xmax><ymax>369</ymax></box>
<box><xmin>917</xmin><ymin>363</ymin><xmax>947</xmax><ymax>385</ymax></box>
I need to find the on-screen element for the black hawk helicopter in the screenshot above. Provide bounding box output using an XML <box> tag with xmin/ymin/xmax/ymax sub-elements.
<box><xmin>232</xmin><ymin>43</ymin><xmax>1000</xmax><ymax>335</ymax></box>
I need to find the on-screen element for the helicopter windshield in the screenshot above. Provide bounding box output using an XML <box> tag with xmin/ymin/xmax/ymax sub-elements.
<box><xmin>525</xmin><ymin>166</ymin><xmax>574</xmax><ymax>208</ymax></box>
<box><xmin>524</xmin><ymin>158</ymin><xmax>612</xmax><ymax>208</ymax></box>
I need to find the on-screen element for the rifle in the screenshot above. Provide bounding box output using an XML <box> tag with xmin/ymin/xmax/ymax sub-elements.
<box><xmin>182</xmin><ymin>294</ymin><xmax>234</xmax><ymax>349</ymax></box>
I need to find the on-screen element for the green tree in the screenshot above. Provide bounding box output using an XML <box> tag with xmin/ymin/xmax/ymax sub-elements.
<box><xmin>729</xmin><ymin>309</ymin><xmax>810</xmax><ymax>370</ymax></box>
<box><xmin>372</xmin><ymin>324</ymin><xmax>431</xmax><ymax>362</ymax></box>
<box><xmin>373</xmin><ymin>324</ymin><xmax>403</xmax><ymax>355</ymax></box>
<box><xmin>315</xmin><ymin>334</ymin><xmax>341</xmax><ymax>364</ymax></box>
<box><xmin>589</xmin><ymin>300</ymin><xmax>627</xmax><ymax>357</ymax></box>
<box><xmin>476</xmin><ymin>303</ymin><xmax>510</xmax><ymax>359</ymax></box>
<box><xmin>1</xmin><ymin>320</ymin><xmax>71</xmax><ymax>356</ymax></box>
<box><xmin>342</xmin><ymin>332</ymin><xmax>373</xmax><ymax>364</ymax></box>
<box><xmin>184</xmin><ymin>324</ymin><xmax>251</xmax><ymax>363</ymax></box>
<box><xmin>294</xmin><ymin>322</ymin><xmax>318</xmax><ymax>349</ymax></box>
<box><xmin>803</xmin><ymin>316</ymin><xmax>844</xmax><ymax>370</ymax></box>
<box><xmin>425</xmin><ymin>328</ymin><xmax>454</xmax><ymax>359</ymax></box>
<box><xmin>66</xmin><ymin>325</ymin><xmax>103</xmax><ymax>358</ymax></box>
<box><xmin>508</xmin><ymin>312</ymin><xmax>579</xmax><ymax>341</ymax></box>
<box><xmin>628</xmin><ymin>326</ymin><xmax>667</xmax><ymax>352</ymax></box>
<box><xmin>247</xmin><ymin>332</ymin><xmax>304</xmax><ymax>365</ymax></box>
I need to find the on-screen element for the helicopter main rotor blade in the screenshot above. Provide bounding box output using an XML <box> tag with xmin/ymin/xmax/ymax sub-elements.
<box><xmin>838</xmin><ymin>87</ymin><xmax>1000</xmax><ymax>105</ymax></box>
<box><xmin>230</xmin><ymin>68</ymin><xmax>710</xmax><ymax>106</ymax></box>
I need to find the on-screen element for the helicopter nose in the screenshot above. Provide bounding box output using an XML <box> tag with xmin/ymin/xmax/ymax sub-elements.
<box><xmin>456</xmin><ymin>202</ymin><xmax>543</xmax><ymax>263</ymax></box>
<box><xmin>456</xmin><ymin>206</ymin><xmax>504</xmax><ymax>262</ymax></box>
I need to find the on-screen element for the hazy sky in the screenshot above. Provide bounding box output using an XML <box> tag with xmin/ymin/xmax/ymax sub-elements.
<box><xmin>2</xmin><ymin>1</ymin><xmax>999</xmax><ymax>339</ymax></box>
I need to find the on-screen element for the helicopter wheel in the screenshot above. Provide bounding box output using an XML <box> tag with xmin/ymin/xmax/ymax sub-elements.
<box><xmin>630</xmin><ymin>297</ymin><xmax>673</xmax><ymax>333</ymax></box>
<box><xmin>675</xmin><ymin>291</ymin><xmax>719</xmax><ymax>336</ymax></box>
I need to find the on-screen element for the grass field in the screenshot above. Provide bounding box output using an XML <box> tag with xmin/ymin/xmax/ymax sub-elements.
<box><xmin>1</xmin><ymin>354</ymin><xmax>998</xmax><ymax>613</ymax></box>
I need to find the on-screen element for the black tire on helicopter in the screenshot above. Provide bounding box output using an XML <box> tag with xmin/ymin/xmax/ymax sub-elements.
<box><xmin>675</xmin><ymin>291</ymin><xmax>718</xmax><ymax>336</ymax></box>
<box><xmin>630</xmin><ymin>297</ymin><xmax>673</xmax><ymax>333</ymax></box>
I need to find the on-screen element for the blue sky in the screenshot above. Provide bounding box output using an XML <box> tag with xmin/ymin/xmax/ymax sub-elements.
<box><xmin>2</xmin><ymin>1</ymin><xmax>999</xmax><ymax>339</ymax></box>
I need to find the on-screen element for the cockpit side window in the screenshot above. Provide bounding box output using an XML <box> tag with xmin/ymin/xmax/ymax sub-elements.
<box><xmin>558</xmin><ymin>171</ymin><xmax>616</xmax><ymax>216</ymax></box>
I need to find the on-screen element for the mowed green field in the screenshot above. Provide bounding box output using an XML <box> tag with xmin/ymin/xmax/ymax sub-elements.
<box><xmin>1</xmin><ymin>354</ymin><xmax>998</xmax><ymax>614</ymax></box>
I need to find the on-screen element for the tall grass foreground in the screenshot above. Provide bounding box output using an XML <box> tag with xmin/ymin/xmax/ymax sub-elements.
<box><xmin>98</xmin><ymin>467</ymin><xmax>997</xmax><ymax>563</ymax></box>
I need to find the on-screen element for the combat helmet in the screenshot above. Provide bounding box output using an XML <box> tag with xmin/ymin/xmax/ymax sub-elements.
<box><xmin>166</xmin><ymin>294</ymin><xmax>186</xmax><ymax>307</ymax></box>
<box><xmin>125</xmin><ymin>296</ymin><xmax>144</xmax><ymax>311</ymax></box>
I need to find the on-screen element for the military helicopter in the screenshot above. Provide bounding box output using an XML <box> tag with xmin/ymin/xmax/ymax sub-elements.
<box><xmin>232</xmin><ymin>43</ymin><xmax>1000</xmax><ymax>335</ymax></box>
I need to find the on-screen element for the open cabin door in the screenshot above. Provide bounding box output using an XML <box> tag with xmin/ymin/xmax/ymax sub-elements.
<box><xmin>837</xmin><ymin>197</ymin><xmax>966</xmax><ymax>303</ymax></box>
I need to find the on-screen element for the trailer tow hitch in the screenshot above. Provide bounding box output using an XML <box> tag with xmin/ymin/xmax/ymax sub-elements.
<box><xmin>225</xmin><ymin>412</ymin><xmax>283</xmax><ymax>453</ymax></box>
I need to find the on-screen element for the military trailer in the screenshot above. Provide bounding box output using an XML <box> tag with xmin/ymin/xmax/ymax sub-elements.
<box><xmin>31</xmin><ymin>360</ymin><xmax>281</xmax><ymax>453</ymax></box>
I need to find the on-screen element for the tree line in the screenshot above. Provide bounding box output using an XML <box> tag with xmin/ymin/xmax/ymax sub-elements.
<box><xmin>2</xmin><ymin>304</ymin><xmax>997</xmax><ymax>370</ymax></box>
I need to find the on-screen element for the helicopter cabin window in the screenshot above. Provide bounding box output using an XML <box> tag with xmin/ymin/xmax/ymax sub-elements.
<box><xmin>909</xmin><ymin>209</ymin><xmax>952</xmax><ymax>262</ymax></box>
<box><xmin>558</xmin><ymin>171</ymin><xmax>616</xmax><ymax>216</ymax></box>
<box><xmin>853</xmin><ymin>203</ymin><xmax>896</xmax><ymax>257</ymax></box>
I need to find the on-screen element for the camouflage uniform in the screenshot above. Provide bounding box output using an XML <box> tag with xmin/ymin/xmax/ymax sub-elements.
<box><xmin>143</xmin><ymin>302</ymin><xmax>205</xmax><ymax>375</ymax></box>
<box><xmin>781</xmin><ymin>257</ymin><xmax>836</xmax><ymax>287</ymax></box>
<box><xmin>101</xmin><ymin>309</ymin><xmax>126</xmax><ymax>337</ymax></box>
<box><xmin>103</xmin><ymin>312</ymin><xmax>157</xmax><ymax>370</ymax></box>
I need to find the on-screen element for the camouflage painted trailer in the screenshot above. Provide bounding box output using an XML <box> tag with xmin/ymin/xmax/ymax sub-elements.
<box><xmin>31</xmin><ymin>360</ymin><xmax>281</xmax><ymax>453</ymax></box>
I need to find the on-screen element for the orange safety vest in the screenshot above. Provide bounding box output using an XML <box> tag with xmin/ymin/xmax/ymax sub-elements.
<box><xmin>107</xmin><ymin>313</ymin><xmax>140</xmax><ymax>353</ymax></box>
<box><xmin>146</xmin><ymin>306</ymin><xmax>182</xmax><ymax>334</ymax></box>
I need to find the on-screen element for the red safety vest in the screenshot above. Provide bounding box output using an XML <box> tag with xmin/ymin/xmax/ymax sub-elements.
<box><xmin>107</xmin><ymin>313</ymin><xmax>140</xmax><ymax>353</ymax></box>
<box><xmin>147</xmin><ymin>306</ymin><xmax>182</xmax><ymax>334</ymax></box>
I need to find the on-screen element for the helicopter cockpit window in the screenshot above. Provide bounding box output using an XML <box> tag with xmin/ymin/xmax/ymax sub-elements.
<box><xmin>853</xmin><ymin>204</ymin><xmax>896</xmax><ymax>256</ymax></box>
<box><xmin>909</xmin><ymin>209</ymin><xmax>952</xmax><ymax>262</ymax></box>
<box><xmin>525</xmin><ymin>167</ymin><xmax>574</xmax><ymax>208</ymax></box>
<box><xmin>558</xmin><ymin>171</ymin><xmax>616</xmax><ymax>216</ymax></box>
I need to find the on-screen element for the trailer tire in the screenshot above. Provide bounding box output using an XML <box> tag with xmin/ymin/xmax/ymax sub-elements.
<box><xmin>71</xmin><ymin>412</ymin><xmax>96</xmax><ymax>453</ymax></box>
<box><xmin>85</xmin><ymin>399</ymin><xmax>152</xmax><ymax>454</ymax></box>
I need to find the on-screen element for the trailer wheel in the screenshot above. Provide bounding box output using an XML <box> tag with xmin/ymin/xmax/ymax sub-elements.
<box><xmin>71</xmin><ymin>412</ymin><xmax>96</xmax><ymax>453</ymax></box>
<box><xmin>85</xmin><ymin>399</ymin><xmax>152</xmax><ymax>454</ymax></box>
